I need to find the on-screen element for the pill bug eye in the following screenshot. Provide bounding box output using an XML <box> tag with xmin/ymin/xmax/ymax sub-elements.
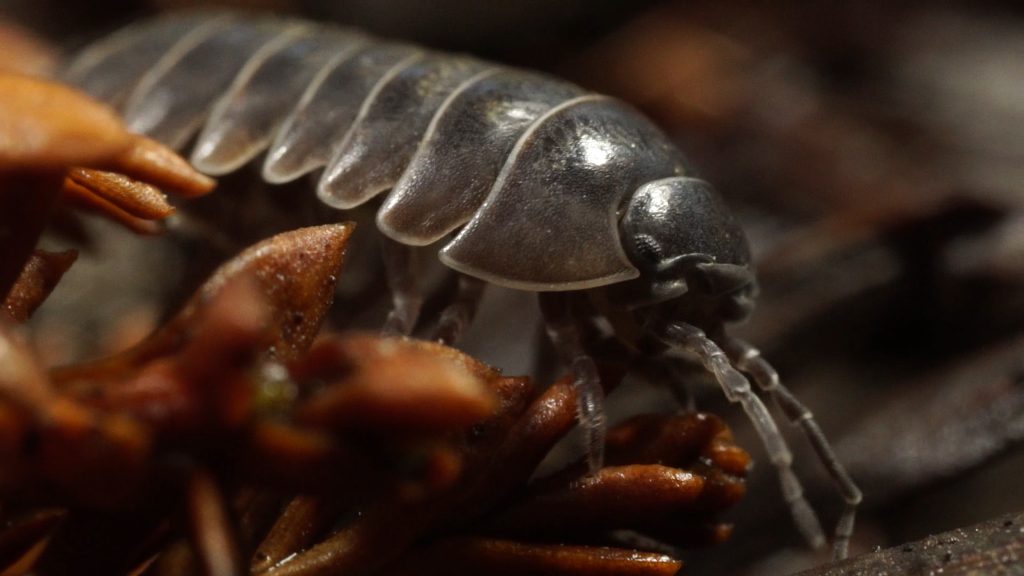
<box><xmin>632</xmin><ymin>234</ymin><xmax>664</xmax><ymax>270</ymax></box>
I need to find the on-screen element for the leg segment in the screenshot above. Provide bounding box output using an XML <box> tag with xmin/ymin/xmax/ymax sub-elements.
<box><xmin>380</xmin><ymin>238</ymin><xmax>422</xmax><ymax>336</ymax></box>
<box><xmin>432</xmin><ymin>275</ymin><xmax>486</xmax><ymax>345</ymax></box>
<box><xmin>540</xmin><ymin>293</ymin><xmax>606</xmax><ymax>473</ymax></box>
<box><xmin>658</xmin><ymin>322</ymin><xmax>826</xmax><ymax>550</ymax></box>
<box><xmin>726</xmin><ymin>337</ymin><xmax>862</xmax><ymax>561</ymax></box>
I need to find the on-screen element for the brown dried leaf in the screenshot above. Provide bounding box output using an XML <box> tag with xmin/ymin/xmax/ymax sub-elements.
<box><xmin>487</xmin><ymin>414</ymin><xmax>748</xmax><ymax>544</ymax></box>
<box><xmin>239</xmin><ymin>420</ymin><xmax>418</xmax><ymax>495</ymax></box>
<box><xmin>71</xmin><ymin>276</ymin><xmax>270</xmax><ymax>435</ymax></box>
<box><xmin>0</xmin><ymin>508</ymin><xmax>63</xmax><ymax>573</ymax></box>
<box><xmin>66</xmin><ymin>168</ymin><xmax>175</xmax><ymax>219</ymax></box>
<box><xmin>491</xmin><ymin>464</ymin><xmax>709</xmax><ymax>533</ymax></box>
<box><xmin>0</xmin><ymin>322</ymin><xmax>54</xmax><ymax>413</ymax></box>
<box><xmin>59</xmin><ymin>178</ymin><xmax>163</xmax><ymax>235</ymax></box>
<box><xmin>251</xmin><ymin>376</ymin><xmax>567</xmax><ymax>576</ymax></box>
<box><xmin>606</xmin><ymin>412</ymin><xmax>752</xmax><ymax>474</ymax></box>
<box><xmin>0</xmin><ymin>75</ymin><xmax>205</xmax><ymax>299</ymax></box>
<box><xmin>52</xmin><ymin>224</ymin><xmax>355</xmax><ymax>383</ymax></box>
<box><xmin>0</xmin><ymin>328</ymin><xmax>150</xmax><ymax>505</ymax></box>
<box><xmin>2</xmin><ymin>249</ymin><xmax>76</xmax><ymax>323</ymax></box>
<box><xmin>172</xmin><ymin>223</ymin><xmax>355</xmax><ymax>362</ymax></box>
<box><xmin>294</xmin><ymin>335</ymin><xmax>497</xmax><ymax>433</ymax></box>
<box><xmin>0</xmin><ymin>22</ymin><xmax>57</xmax><ymax>77</ymax></box>
<box><xmin>234</xmin><ymin>489</ymin><xmax>285</xmax><ymax>557</ymax></box>
<box><xmin>243</xmin><ymin>423</ymin><xmax>345</xmax><ymax>480</ymax></box>
<box><xmin>0</xmin><ymin>325</ymin><xmax>149</xmax><ymax>504</ymax></box>
<box><xmin>250</xmin><ymin>495</ymin><xmax>341</xmax><ymax>573</ymax></box>
<box><xmin>33</xmin><ymin>398</ymin><xmax>151</xmax><ymax>507</ymax></box>
<box><xmin>391</xmin><ymin>537</ymin><xmax>683</xmax><ymax>576</ymax></box>
<box><xmin>145</xmin><ymin>540</ymin><xmax>198</xmax><ymax>576</ymax></box>
<box><xmin>30</xmin><ymin>508</ymin><xmax>166</xmax><ymax>576</ymax></box>
<box><xmin>185</xmin><ymin>468</ymin><xmax>244</xmax><ymax>576</ymax></box>
<box><xmin>98</xmin><ymin>136</ymin><xmax>215</xmax><ymax>199</ymax></box>
<box><xmin>0</xmin><ymin>326</ymin><xmax>49</xmax><ymax>492</ymax></box>
<box><xmin>0</xmin><ymin>74</ymin><xmax>131</xmax><ymax>171</ymax></box>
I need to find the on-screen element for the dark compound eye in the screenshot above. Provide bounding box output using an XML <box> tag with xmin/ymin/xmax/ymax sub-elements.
<box><xmin>632</xmin><ymin>234</ymin><xmax>664</xmax><ymax>267</ymax></box>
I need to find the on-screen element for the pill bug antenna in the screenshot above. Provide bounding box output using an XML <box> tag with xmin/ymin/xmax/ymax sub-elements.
<box><xmin>657</xmin><ymin>322</ymin><xmax>829</xmax><ymax>551</ymax></box>
<box><xmin>723</xmin><ymin>337</ymin><xmax>863</xmax><ymax>561</ymax></box>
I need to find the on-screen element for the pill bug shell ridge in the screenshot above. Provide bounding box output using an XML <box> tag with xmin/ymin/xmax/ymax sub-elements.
<box><xmin>64</xmin><ymin>12</ymin><xmax>743</xmax><ymax>293</ymax></box>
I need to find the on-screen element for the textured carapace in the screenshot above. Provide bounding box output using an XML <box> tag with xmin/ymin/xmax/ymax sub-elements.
<box><xmin>60</xmin><ymin>11</ymin><xmax>734</xmax><ymax>293</ymax></box>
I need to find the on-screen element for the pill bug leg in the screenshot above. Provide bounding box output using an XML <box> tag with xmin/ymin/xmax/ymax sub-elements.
<box><xmin>540</xmin><ymin>293</ymin><xmax>607</xmax><ymax>473</ymax></box>
<box><xmin>657</xmin><ymin>322</ymin><xmax>828</xmax><ymax>551</ymax></box>
<box><xmin>432</xmin><ymin>275</ymin><xmax>487</xmax><ymax>345</ymax></box>
<box><xmin>725</xmin><ymin>337</ymin><xmax>862</xmax><ymax>561</ymax></box>
<box><xmin>379</xmin><ymin>243</ymin><xmax>487</xmax><ymax>343</ymax></box>
<box><xmin>380</xmin><ymin>237</ymin><xmax>422</xmax><ymax>336</ymax></box>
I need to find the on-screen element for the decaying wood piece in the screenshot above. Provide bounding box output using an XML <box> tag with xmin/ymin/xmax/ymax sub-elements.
<box><xmin>837</xmin><ymin>336</ymin><xmax>1024</xmax><ymax>504</ymax></box>
<box><xmin>794</xmin><ymin>511</ymin><xmax>1024</xmax><ymax>576</ymax></box>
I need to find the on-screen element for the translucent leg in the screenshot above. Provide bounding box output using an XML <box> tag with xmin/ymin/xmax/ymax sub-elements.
<box><xmin>432</xmin><ymin>275</ymin><xmax>486</xmax><ymax>345</ymax></box>
<box><xmin>659</xmin><ymin>322</ymin><xmax>826</xmax><ymax>550</ymax></box>
<box><xmin>726</xmin><ymin>337</ymin><xmax>862</xmax><ymax>560</ymax></box>
<box><xmin>380</xmin><ymin>238</ymin><xmax>421</xmax><ymax>336</ymax></box>
<box><xmin>539</xmin><ymin>293</ymin><xmax>606</xmax><ymax>473</ymax></box>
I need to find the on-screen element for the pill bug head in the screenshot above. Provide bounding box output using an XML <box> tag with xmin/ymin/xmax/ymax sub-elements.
<box><xmin>614</xmin><ymin>177</ymin><xmax>756</xmax><ymax>323</ymax></box>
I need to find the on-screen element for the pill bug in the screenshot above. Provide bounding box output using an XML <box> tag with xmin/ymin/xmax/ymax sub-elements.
<box><xmin>65</xmin><ymin>11</ymin><xmax>861</xmax><ymax>559</ymax></box>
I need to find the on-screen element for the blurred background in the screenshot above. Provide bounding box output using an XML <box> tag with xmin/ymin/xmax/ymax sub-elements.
<box><xmin>2</xmin><ymin>1</ymin><xmax>1023</xmax><ymax>574</ymax></box>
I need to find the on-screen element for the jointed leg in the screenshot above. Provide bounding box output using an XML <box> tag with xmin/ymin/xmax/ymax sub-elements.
<box><xmin>380</xmin><ymin>238</ymin><xmax>422</xmax><ymax>336</ymax></box>
<box><xmin>540</xmin><ymin>293</ymin><xmax>606</xmax><ymax>473</ymax></box>
<box><xmin>658</xmin><ymin>322</ymin><xmax>826</xmax><ymax>550</ymax></box>
<box><xmin>432</xmin><ymin>275</ymin><xmax>486</xmax><ymax>345</ymax></box>
<box><xmin>725</xmin><ymin>337</ymin><xmax>862</xmax><ymax>560</ymax></box>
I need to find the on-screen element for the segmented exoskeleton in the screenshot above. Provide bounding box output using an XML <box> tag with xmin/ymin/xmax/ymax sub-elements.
<box><xmin>65</xmin><ymin>11</ymin><xmax>862</xmax><ymax>559</ymax></box>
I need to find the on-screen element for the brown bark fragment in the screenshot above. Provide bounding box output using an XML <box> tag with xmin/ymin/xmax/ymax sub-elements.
<box><xmin>794</xmin><ymin>512</ymin><xmax>1024</xmax><ymax>576</ymax></box>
